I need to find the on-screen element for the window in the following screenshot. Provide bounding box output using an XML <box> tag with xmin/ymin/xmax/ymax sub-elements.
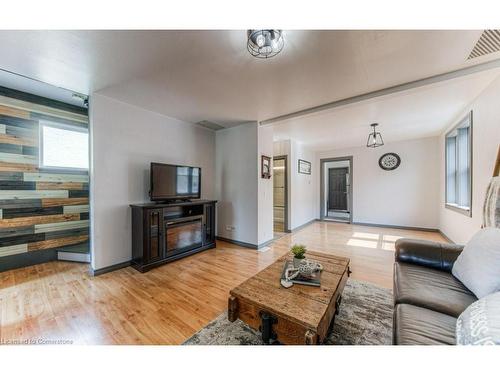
<box><xmin>40</xmin><ymin>122</ymin><xmax>89</xmax><ymax>170</ymax></box>
<box><xmin>445</xmin><ymin>111</ymin><xmax>472</xmax><ymax>216</ymax></box>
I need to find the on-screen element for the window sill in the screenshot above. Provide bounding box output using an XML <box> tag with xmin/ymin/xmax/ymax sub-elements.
<box><xmin>445</xmin><ymin>203</ymin><xmax>472</xmax><ymax>217</ymax></box>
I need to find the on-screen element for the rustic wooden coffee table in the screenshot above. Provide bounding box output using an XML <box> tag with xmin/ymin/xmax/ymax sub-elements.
<box><xmin>228</xmin><ymin>251</ymin><xmax>350</xmax><ymax>345</ymax></box>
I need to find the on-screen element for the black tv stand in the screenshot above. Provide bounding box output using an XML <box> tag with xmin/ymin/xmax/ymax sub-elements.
<box><xmin>130</xmin><ymin>199</ymin><xmax>217</xmax><ymax>272</ymax></box>
<box><xmin>154</xmin><ymin>198</ymin><xmax>192</xmax><ymax>204</ymax></box>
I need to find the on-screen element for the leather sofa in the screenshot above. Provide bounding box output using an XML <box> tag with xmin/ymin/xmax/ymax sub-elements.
<box><xmin>393</xmin><ymin>238</ymin><xmax>477</xmax><ymax>345</ymax></box>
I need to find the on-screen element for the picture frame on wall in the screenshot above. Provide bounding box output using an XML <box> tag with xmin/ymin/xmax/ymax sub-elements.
<box><xmin>261</xmin><ymin>155</ymin><xmax>272</xmax><ymax>179</ymax></box>
<box><xmin>298</xmin><ymin>159</ymin><xmax>311</xmax><ymax>174</ymax></box>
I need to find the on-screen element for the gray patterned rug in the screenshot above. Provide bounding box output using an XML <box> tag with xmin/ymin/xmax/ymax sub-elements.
<box><xmin>183</xmin><ymin>279</ymin><xmax>393</xmax><ymax>345</ymax></box>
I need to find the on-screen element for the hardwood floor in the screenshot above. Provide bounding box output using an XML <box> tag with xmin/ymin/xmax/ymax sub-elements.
<box><xmin>0</xmin><ymin>221</ymin><xmax>446</xmax><ymax>344</ymax></box>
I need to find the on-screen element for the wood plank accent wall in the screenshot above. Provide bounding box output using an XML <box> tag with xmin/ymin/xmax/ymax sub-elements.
<box><xmin>0</xmin><ymin>87</ymin><xmax>89</xmax><ymax>264</ymax></box>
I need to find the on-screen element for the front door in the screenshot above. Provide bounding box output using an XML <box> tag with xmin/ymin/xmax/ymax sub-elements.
<box><xmin>328</xmin><ymin>167</ymin><xmax>348</xmax><ymax>211</ymax></box>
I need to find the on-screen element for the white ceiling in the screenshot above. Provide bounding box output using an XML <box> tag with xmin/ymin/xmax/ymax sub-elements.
<box><xmin>0</xmin><ymin>30</ymin><xmax>499</xmax><ymax>148</ymax></box>
<box><xmin>271</xmin><ymin>69</ymin><xmax>500</xmax><ymax>150</ymax></box>
<box><xmin>0</xmin><ymin>30</ymin><xmax>498</xmax><ymax>122</ymax></box>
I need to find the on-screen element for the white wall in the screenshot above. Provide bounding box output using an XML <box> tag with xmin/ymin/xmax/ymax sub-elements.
<box><xmin>273</xmin><ymin>139</ymin><xmax>317</xmax><ymax>231</ymax></box>
<box><xmin>215</xmin><ymin>122</ymin><xmax>259</xmax><ymax>245</ymax></box>
<box><xmin>290</xmin><ymin>141</ymin><xmax>317</xmax><ymax>229</ymax></box>
<box><xmin>90</xmin><ymin>93</ymin><xmax>216</xmax><ymax>271</ymax></box>
<box><xmin>258</xmin><ymin>126</ymin><xmax>274</xmax><ymax>244</ymax></box>
<box><xmin>316</xmin><ymin>137</ymin><xmax>440</xmax><ymax>229</ymax></box>
<box><xmin>439</xmin><ymin>76</ymin><xmax>500</xmax><ymax>244</ymax></box>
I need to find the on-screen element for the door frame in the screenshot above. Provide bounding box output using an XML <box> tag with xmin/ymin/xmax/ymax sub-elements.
<box><xmin>320</xmin><ymin>156</ymin><xmax>353</xmax><ymax>223</ymax></box>
<box><xmin>273</xmin><ymin>155</ymin><xmax>288</xmax><ymax>232</ymax></box>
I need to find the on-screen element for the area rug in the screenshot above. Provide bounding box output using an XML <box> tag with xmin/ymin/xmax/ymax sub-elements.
<box><xmin>183</xmin><ymin>279</ymin><xmax>393</xmax><ymax>345</ymax></box>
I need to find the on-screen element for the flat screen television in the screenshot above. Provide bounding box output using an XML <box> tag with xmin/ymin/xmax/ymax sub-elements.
<box><xmin>150</xmin><ymin>162</ymin><xmax>201</xmax><ymax>201</ymax></box>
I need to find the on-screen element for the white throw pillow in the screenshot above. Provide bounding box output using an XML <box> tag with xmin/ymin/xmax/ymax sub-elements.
<box><xmin>452</xmin><ymin>227</ymin><xmax>500</xmax><ymax>299</ymax></box>
<box><xmin>456</xmin><ymin>292</ymin><xmax>500</xmax><ymax>345</ymax></box>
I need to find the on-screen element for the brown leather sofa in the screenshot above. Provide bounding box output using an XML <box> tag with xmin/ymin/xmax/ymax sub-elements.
<box><xmin>393</xmin><ymin>238</ymin><xmax>477</xmax><ymax>345</ymax></box>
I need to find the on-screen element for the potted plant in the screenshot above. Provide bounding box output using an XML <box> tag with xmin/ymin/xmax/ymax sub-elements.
<box><xmin>291</xmin><ymin>244</ymin><xmax>307</xmax><ymax>267</ymax></box>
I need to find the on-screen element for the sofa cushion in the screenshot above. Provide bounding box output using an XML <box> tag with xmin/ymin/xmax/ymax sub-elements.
<box><xmin>394</xmin><ymin>262</ymin><xmax>476</xmax><ymax>317</ymax></box>
<box><xmin>456</xmin><ymin>291</ymin><xmax>500</xmax><ymax>345</ymax></box>
<box><xmin>452</xmin><ymin>227</ymin><xmax>500</xmax><ymax>299</ymax></box>
<box><xmin>393</xmin><ymin>303</ymin><xmax>456</xmax><ymax>345</ymax></box>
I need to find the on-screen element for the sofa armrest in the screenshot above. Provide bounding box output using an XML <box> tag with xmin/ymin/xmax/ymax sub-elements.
<box><xmin>395</xmin><ymin>238</ymin><xmax>464</xmax><ymax>272</ymax></box>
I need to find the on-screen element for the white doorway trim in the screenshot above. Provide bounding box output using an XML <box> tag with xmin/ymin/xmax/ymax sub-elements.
<box><xmin>320</xmin><ymin>156</ymin><xmax>353</xmax><ymax>223</ymax></box>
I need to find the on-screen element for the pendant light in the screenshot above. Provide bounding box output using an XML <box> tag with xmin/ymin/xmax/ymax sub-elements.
<box><xmin>366</xmin><ymin>123</ymin><xmax>384</xmax><ymax>148</ymax></box>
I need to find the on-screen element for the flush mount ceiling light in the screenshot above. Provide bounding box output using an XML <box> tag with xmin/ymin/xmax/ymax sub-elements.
<box><xmin>247</xmin><ymin>30</ymin><xmax>284</xmax><ymax>59</ymax></box>
<box><xmin>72</xmin><ymin>93</ymin><xmax>89</xmax><ymax>108</ymax></box>
<box><xmin>366</xmin><ymin>123</ymin><xmax>384</xmax><ymax>148</ymax></box>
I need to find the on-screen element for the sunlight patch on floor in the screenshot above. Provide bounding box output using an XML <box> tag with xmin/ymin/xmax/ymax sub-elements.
<box><xmin>346</xmin><ymin>238</ymin><xmax>378</xmax><ymax>248</ymax></box>
<box><xmin>345</xmin><ymin>231</ymin><xmax>399</xmax><ymax>251</ymax></box>
<box><xmin>353</xmin><ymin>232</ymin><xmax>380</xmax><ymax>240</ymax></box>
<box><xmin>382</xmin><ymin>234</ymin><xmax>403</xmax><ymax>242</ymax></box>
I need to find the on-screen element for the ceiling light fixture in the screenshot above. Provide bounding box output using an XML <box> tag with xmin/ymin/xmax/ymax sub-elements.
<box><xmin>72</xmin><ymin>93</ymin><xmax>89</xmax><ymax>108</ymax></box>
<box><xmin>366</xmin><ymin>123</ymin><xmax>384</xmax><ymax>148</ymax></box>
<box><xmin>247</xmin><ymin>30</ymin><xmax>284</xmax><ymax>59</ymax></box>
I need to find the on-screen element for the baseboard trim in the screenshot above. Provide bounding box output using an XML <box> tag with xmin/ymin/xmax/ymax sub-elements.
<box><xmin>257</xmin><ymin>238</ymin><xmax>275</xmax><ymax>249</ymax></box>
<box><xmin>216</xmin><ymin>236</ymin><xmax>258</xmax><ymax>249</ymax></box>
<box><xmin>438</xmin><ymin>230</ymin><xmax>455</xmax><ymax>244</ymax></box>
<box><xmin>91</xmin><ymin>261</ymin><xmax>131</xmax><ymax>276</ymax></box>
<box><xmin>288</xmin><ymin>219</ymin><xmax>319</xmax><ymax>233</ymax></box>
<box><xmin>351</xmin><ymin>221</ymin><xmax>439</xmax><ymax>232</ymax></box>
<box><xmin>217</xmin><ymin>220</ymin><xmax>318</xmax><ymax>249</ymax></box>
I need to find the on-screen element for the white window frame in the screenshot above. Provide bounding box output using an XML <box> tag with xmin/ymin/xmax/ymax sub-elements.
<box><xmin>445</xmin><ymin>111</ymin><xmax>473</xmax><ymax>217</ymax></box>
<box><xmin>39</xmin><ymin>121</ymin><xmax>89</xmax><ymax>171</ymax></box>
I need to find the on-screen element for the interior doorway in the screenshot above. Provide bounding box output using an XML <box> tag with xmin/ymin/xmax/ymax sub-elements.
<box><xmin>320</xmin><ymin>156</ymin><xmax>353</xmax><ymax>223</ymax></box>
<box><xmin>273</xmin><ymin>155</ymin><xmax>288</xmax><ymax>234</ymax></box>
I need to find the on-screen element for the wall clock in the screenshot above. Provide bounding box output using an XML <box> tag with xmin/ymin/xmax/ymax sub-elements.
<box><xmin>379</xmin><ymin>153</ymin><xmax>401</xmax><ymax>170</ymax></box>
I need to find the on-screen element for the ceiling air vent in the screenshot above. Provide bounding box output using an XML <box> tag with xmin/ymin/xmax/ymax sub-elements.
<box><xmin>468</xmin><ymin>30</ymin><xmax>500</xmax><ymax>59</ymax></box>
<box><xmin>196</xmin><ymin>120</ymin><xmax>225</xmax><ymax>131</ymax></box>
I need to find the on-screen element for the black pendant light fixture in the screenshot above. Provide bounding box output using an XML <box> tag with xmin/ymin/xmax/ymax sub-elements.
<box><xmin>247</xmin><ymin>30</ymin><xmax>284</xmax><ymax>59</ymax></box>
<box><xmin>366</xmin><ymin>123</ymin><xmax>384</xmax><ymax>148</ymax></box>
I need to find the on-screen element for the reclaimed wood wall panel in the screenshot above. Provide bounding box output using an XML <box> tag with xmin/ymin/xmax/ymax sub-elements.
<box><xmin>63</xmin><ymin>204</ymin><xmax>89</xmax><ymax>214</ymax></box>
<box><xmin>0</xmin><ymin>104</ymin><xmax>30</xmax><ymax>119</ymax></box>
<box><xmin>34</xmin><ymin>219</ymin><xmax>89</xmax><ymax>233</ymax></box>
<box><xmin>27</xmin><ymin>235</ymin><xmax>89</xmax><ymax>251</ymax></box>
<box><xmin>0</xmin><ymin>86</ymin><xmax>89</xmax><ymax>265</ymax></box>
<box><xmin>0</xmin><ymin>134</ymin><xmax>37</xmax><ymax>146</ymax></box>
<box><xmin>36</xmin><ymin>182</ymin><xmax>84</xmax><ymax>190</ymax></box>
<box><xmin>0</xmin><ymin>190</ymin><xmax>69</xmax><ymax>199</ymax></box>
<box><xmin>0</xmin><ymin>243</ymin><xmax>28</xmax><ymax>257</ymax></box>
<box><xmin>0</xmin><ymin>213</ymin><xmax>80</xmax><ymax>228</ymax></box>
<box><xmin>2</xmin><ymin>206</ymin><xmax>63</xmax><ymax>218</ymax></box>
<box><xmin>0</xmin><ymin>172</ymin><xmax>24</xmax><ymax>181</ymax></box>
<box><xmin>24</xmin><ymin>172</ymin><xmax>89</xmax><ymax>183</ymax></box>
<box><xmin>41</xmin><ymin>197</ymin><xmax>89</xmax><ymax>207</ymax></box>
<box><xmin>0</xmin><ymin>161</ymin><xmax>38</xmax><ymax>172</ymax></box>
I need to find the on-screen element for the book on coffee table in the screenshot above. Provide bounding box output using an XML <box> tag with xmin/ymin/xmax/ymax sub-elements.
<box><xmin>280</xmin><ymin>260</ymin><xmax>321</xmax><ymax>287</ymax></box>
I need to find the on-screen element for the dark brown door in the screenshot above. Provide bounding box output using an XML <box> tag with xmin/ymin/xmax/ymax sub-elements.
<box><xmin>328</xmin><ymin>167</ymin><xmax>348</xmax><ymax>210</ymax></box>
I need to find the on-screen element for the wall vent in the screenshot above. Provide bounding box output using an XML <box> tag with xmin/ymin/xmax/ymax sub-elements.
<box><xmin>468</xmin><ymin>30</ymin><xmax>500</xmax><ymax>59</ymax></box>
<box><xmin>196</xmin><ymin>120</ymin><xmax>225</xmax><ymax>131</ymax></box>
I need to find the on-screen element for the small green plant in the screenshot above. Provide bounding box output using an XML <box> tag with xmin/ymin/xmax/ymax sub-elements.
<box><xmin>291</xmin><ymin>244</ymin><xmax>307</xmax><ymax>259</ymax></box>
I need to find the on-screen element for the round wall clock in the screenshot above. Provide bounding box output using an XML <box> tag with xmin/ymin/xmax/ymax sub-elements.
<box><xmin>379</xmin><ymin>153</ymin><xmax>401</xmax><ymax>170</ymax></box>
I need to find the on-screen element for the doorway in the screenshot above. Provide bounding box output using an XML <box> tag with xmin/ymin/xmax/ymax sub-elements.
<box><xmin>273</xmin><ymin>155</ymin><xmax>288</xmax><ymax>234</ymax></box>
<box><xmin>320</xmin><ymin>156</ymin><xmax>353</xmax><ymax>223</ymax></box>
